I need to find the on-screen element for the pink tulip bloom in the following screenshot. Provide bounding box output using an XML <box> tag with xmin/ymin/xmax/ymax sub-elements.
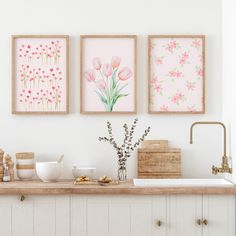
<box><xmin>111</xmin><ymin>56</ymin><xmax>121</xmax><ymax>68</ymax></box>
<box><xmin>96</xmin><ymin>79</ymin><xmax>106</xmax><ymax>90</ymax></box>
<box><xmin>84</xmin><ymin>70</ymin><xmax>96</xmax><ymax>82</ymax></box>
<box><xmin>92</xmin><ymin>57</ymin><xmax>102</xmax><ymax>70</ymax></box>
<box><xmin>118</xmin><ymin>67</ymin><xmax>132</xmax><ymax>81</ymax></box>
<box><xmin>102</xmin><ymin>64</ymin><xmax>112</xmax><ymax>77</ymax></box>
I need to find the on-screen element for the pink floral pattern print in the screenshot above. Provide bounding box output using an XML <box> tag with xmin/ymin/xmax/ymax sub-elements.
<box><xmin>149</xmin><ymin>36</ymin><xmax>205</xmax><ymax>113</ymax></box>
<box><xmin>179</xmin><ymin>51</ymin><xmax>190</xmax><ymax>66</ymax></box>
<box><xmin>164</xmin><ymin>40</ymin><xmax>180</xmax><ymax>53</ymax></box>
<box><xmin>14</xmin><ymin>37</ymin><xmax>68</xmax><ymax>112</ymax></box>
<box><xmin>167</xmin><ymin>68</ymin><xmax>184</xmax><ymax>80</ymax></box>
<box><xmin>151</xmin><ymin>74</ymin><xmax>163</xmax><ymax>95</ymax></box>
<box><xmin>169</xmin><ymin>91</ymin><xmax>186</xmax><ymax>105</ymax></box>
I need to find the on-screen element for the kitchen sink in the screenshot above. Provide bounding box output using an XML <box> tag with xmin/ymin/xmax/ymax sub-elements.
<box><xmin>133</xmin><ymin>178</ymin><xmax>234</xmax><ymax>187</ymax></box>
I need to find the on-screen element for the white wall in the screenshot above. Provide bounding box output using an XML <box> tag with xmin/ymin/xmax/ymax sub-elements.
<box><xmin>222</xmin><ymin>0</ymin><xmax>236</xmax><ymax>182</ymax></box>
<box><xmin>0</xmin><ymin>0</ymin><xmax>222</xmax><ymax>179</ymax></box>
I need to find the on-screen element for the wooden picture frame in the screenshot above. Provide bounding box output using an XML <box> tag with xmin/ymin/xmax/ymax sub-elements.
<box><xmin>80</xmin><ymin>35</ymin><xmax>137</xmax><ymax>114</ymax></box>
<box><xmin>12</xmin><ymin>35</ymin><xmax>69</xmax><ymax>114</ymax></box>
<box><xmin>148</xmin><ymin>35</ymin><xmax>205</xmax><ymax>114</ymax></box>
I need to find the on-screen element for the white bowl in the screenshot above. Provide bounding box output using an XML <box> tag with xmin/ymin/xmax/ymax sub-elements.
<box><xmin>17</xmin><ymin>169</ymin><xmax>35</xmax><ymax>180</ymax></box>
<box><xmin>72</xmin><ymin>167</ymin><xmax>96</xmax><ymax>179</ymax></box>
<box><xmin>36</xmin><ymin>162</ymin><xmax>62</xmax><ymax>182</ymax></box>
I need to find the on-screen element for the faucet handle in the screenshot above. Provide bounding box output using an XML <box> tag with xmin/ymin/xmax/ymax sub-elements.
<box><xmin>212</xmin><ymin>165</ymin><xmax>218</xmax><ymax>175</ymax></box>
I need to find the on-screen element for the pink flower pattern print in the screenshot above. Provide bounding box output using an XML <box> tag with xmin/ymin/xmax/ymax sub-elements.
<box><xmin>169</xmin><ymin>91</ymin><xmax>186</xmax><ymax>105</ymax></box>
<box><xmin>150</xmin><ymin>37</ymin><xmax>204</xmax><ymax>112</ymax></box>
<box><xmin>160</xmin><ymin>105</ymin><xmax>169</xmax><ymax>112</ymax></box>
<box><xmin>179</xmin><ymin>51</ymin><xmax>190</xmax><ymax>66</ymax></box>
<box><xmin>15</xmin><ymin>38</ymin><xmax>67</xmax><ymax>112</ymax></box>
<box><xmin>167</xmin><ymin>68</ymin><xmax>184</xmax><ymax>80</ymax></box>
<box><xmin>164</xmin><ymin>40</ymin><xmax>180</xmax><ymax>53</ymax></box>
<box><xmin>186</xmin><ymin>81</ymin><xmax>196</xmax><ymax>91</ymax></box>
<box><xmin>151</xmin><ymin>75</ymin><xmax>163</xmax><ymax>95</ymax></box>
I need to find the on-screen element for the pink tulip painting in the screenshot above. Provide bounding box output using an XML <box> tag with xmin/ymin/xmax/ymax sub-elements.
<box><xmin>85</xmin><ymin>56</ymin><xmax>132</xmax><ymax>112</ymax></box>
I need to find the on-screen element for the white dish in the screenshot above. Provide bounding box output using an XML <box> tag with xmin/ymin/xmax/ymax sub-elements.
<box><xmin>133</xmin><ymin>178</ymin><xmax>234</xmax><ymax>187</ymax></box>
<box><xmin>17</xmin><ymin>169</ymin><xmax>35</xmax><ymax>180</ymax></box>
<box><xmin>72</xmin><ymin>167</ymin><xmax>96</xmax><ymax>179</ymax></box>
<box><xmin>36</xmin><ymin>161</ymin><xmax>62</xmax><ymax>182</ymax></box>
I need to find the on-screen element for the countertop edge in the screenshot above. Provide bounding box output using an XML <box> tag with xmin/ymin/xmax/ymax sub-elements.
<box><xmin>0</xmin><ymin>180</ymin><xmax>236</xmax><ymax>195</ymax></box>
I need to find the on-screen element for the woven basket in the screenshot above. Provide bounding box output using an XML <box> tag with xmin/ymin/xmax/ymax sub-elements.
<box><xmin>16</xmin><ymin>152</ymin><xmax>34</xmax><ymax>160</ymax></box>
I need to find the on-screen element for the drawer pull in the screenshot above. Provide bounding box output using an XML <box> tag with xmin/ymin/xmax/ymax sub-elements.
<box><xmin>203</xmin><ymin>219</ymin><xmax>208</xmax><ymax>225</ymax></box>
<box><xmin>197</xmin><ymin>219</ymin><xmax>202</xmax><ymax>225</ymax></box>
<box><xmin>156</xmin><ymin>220</ymin><xmax>162</xmax><ymax>227</ymax></box>
<box><xmin>20</xmin><ymin>195</ymin><xmax>25</xmax><ymax>202</ymax></box>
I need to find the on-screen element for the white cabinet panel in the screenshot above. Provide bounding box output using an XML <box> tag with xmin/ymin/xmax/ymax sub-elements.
<box><xmin>55</xmin><ymin>196</ymin><xmax>70</xmax><ymax>236</ymax></box>
<box><xmin>152</xmin><ymin>196</ymin><xmax>167</xmax><ymax>236</ymax></box>
<box><xmin>34</xmin><ymin>196</ymin><xmax>55</xmax><ymax>236</ymax></box>
<box><xmin>130</xmin><ymin>200</ymin><xmax>152</xmax><ymax>236</ymax></box>
<box><xmin>71</xmin><ymin>195</ymin><xmax>87</xmax><ymax>236</ymax></box>
<box><xmin>109</xmin><ymin>203</ymin><xmax>130</xmax><ymax>236</ymax></box>
<box><xmin>87</xmin><ymin>200</ymin><xmax>109</xmax><ymax>236</ymax></box>
<box><xmin>203</xmin><ymin>195</ymin><xmax>235</xmax><ymax>236</ymax></box>
<box><xmin>168</xmin><ymin>195</ymin><xmax>202</xmax><ymax>236</ymax></box>
<box><xmin>12</xmin><ymin>196</ymin><xmax>34</xmax><ymax>236</ymax></box>
<box><xmin>0</xmin><ymin>196</ymin><xmax>14</xmax><ymax>236</ymax></box>
<box><xmin>0</xmin><ymin>195</ymin><xmax>70</xmax><ymax>236</ymax></box>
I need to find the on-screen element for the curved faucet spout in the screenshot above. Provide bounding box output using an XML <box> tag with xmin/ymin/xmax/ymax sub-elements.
<box><xmin>189</xmin><ymin>121</ymin><xmax>231</xmax><ymax>175</ymax></box>
<box><xmin>190</xmin><ymin>121</ymin><xmax>226</xmax><ymax>157</ymax></box>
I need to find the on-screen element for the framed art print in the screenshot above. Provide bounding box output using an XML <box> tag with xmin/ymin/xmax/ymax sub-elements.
<box><xmin>12</xmin><ymin>35</ymin><xmax>69</xmax><ymax>114</ymax></box>
<box><xmin>148</xmin><ymin>35</ymin><xmax>205</xmax><ymax>114</ymax></box>
<box><xmin>80</xmin><ymin>35</ymin><xmax>137</xmax><ymax>114</ymax></box>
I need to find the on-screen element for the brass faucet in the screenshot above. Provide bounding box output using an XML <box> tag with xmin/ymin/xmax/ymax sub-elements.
<box><xmin>190</xmin><ymin>122</ymin><xmax>232</xmax><ymax>175</ymax></box>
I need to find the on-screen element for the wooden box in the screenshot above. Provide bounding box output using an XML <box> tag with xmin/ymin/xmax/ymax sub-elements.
<box><xmin>138</xmin><ymin>140</ymin><xmax>181</xmax><ymax>178</ymax></box>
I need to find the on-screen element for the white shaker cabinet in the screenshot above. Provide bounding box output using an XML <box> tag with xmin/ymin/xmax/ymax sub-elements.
<box><xmin>71</xmin><ymin>195</ymin><xmax>167</xmax><ymax>236</ymax></box>
<box><xmin>202</xmin><ymin>195</ymin><xmax>235</xmax><ymax>236</ymax></box>
<box><xmin>0</xmin><ymin>194</ymin><xmax>234</xmax><ymax>236</ymax></box>
<box><xmin>71</xmin><ymin>195</ymin><xmax>235</xmax><ymax>236</ymax></box>
<box><xmin>0</xmin><ymin>195</ymin><xmax>70</xmax><ymax>236</ymax></box>
<box><xmin>168</xmin><ymin>195</ymin><xmax>235</xmax><ymax>236</ymax></box>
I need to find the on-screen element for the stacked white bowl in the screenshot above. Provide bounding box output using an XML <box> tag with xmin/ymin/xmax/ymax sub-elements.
<box><xmin>16</xmin><ymin>152</ymin><xmax>35</xmax><ymax>180</ymax></box>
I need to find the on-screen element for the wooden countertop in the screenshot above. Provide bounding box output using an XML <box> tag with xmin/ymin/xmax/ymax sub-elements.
<box><xmin>0</xmin><ymin>180</ymin><xmax>236</xmax><ymax>195</ymax></box>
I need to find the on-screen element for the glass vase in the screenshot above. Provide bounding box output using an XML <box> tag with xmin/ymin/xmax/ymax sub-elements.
<box><xmin>118</xmin><ymin>159</ymin><xmax>127</xmax><ymax>181</ymax></box>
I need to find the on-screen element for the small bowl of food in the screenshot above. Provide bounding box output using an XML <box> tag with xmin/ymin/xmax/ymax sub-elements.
<box><xmin>72</xmin><ymin>165</ymin><xmax>96</xmax><ymax>179</ymax></box>
<box><xmin>36</xmin><ymin>161</ymin><xmax>63</xmax><ymax>182</ymax></box>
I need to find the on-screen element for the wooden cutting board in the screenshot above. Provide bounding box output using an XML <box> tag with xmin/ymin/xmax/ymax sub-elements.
<box><xmin>138</xmin><ymin>140</ymin><xmax>181</xmax><ymax>178</ymax></box>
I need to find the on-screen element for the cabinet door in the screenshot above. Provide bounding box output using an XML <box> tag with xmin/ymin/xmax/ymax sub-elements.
<box><xmin>109</xmin><ymin>196</ymin><xmax>131</xmax><ymax>236</ymax></box>
<box><xmin>0</xmin><ymin>195</ymin><xmax>34</xmax><ymax>236</ymax></box>
<box><xmin>130</xmin><ymin>196</ymin><xmax>153</xmax><ymax>236</ymax></box>
<box><xmin>71</xmin><ymin>195</ymin><xmax>87</xmax><ymax>236</ymax></box>
<box><xmin>73</xmin><ymin>195</ymin><xmax>155</xmax><ymax>236</ymax></box>
<box><xmin>168</xmin><ymin>195</ymin><xmax>202</xmax><ymax>236</ymax></box>
<box><xmin>0</xmin><ymin>195</ymin><xmax>70</xmax><ymax>236</ymax></box>
<box><xmin>34</xmin><ymin>196</ymin><xmax>70</xmax><ymax>236</ymax></box>
<box><xmin>202</xmin><ymin>195</ymin><xmax>235</xmax><ymax>236</ymax></box>
<box><xmin>152</xmin><ymin>196</ymin><xmax>167</xmax><ymax>236</ymax></box>
<box><xmin>87</xmin><ymin>196</ymin><xmax>109</xmax><ymax>236</ymax></box>
<box><xmin>0</xmin><ymin>196</ymin><xmax>13</xmax><ymax>236</ymax></box>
